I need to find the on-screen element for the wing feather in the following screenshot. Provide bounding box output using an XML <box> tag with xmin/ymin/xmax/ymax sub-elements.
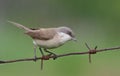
<box><xmin>26</xmin><ymin>28</ymin><xmax>57</xmax><ymax>40</ymax></box>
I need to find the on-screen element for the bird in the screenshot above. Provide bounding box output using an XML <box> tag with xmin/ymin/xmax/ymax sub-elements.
<box><xmin>8</xmin><ymin>21</ymin><xmax>76</xmax><ymax>60</ymax></box>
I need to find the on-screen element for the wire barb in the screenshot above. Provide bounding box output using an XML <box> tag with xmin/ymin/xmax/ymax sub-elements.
<box><xmin>85</xmin><ymin>43</ymin><xmax>97</xmax><ymax>63</ymax></box>
<box><xmin>41</xmin><ymin>59</ymin><xmax>44</xmax><ymax>70</ymax></box>
<box><xmin>85</xmin><ymin>43</ymin><xmax>91</xmax><ymax>50</ymax></box>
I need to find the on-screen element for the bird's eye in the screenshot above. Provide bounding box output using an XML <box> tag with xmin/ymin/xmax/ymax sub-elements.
<box><xmin>68</xmin><ymin>31</ymin><xmax>75</xmax><ymax>38</ymax></box>
<box><xmin>69</xmin><ymin>32</ymin><xmax>72</xmax><ymax>35</ymax></box>
<box><xmin>67</xmin><ymin>32</ymin><xmax>72</xmax><ymax>36</ymax></box>
<box><xmin>30</xmin><ymin>28</ymin><xmax>37</xmax><ymax>30</ymax></box>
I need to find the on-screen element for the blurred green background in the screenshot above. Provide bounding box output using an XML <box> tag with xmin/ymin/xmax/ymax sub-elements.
<box><xmin>0</xmin><ymin>0</ymin><xmax>120</xmax><ymax>76</ymax></box>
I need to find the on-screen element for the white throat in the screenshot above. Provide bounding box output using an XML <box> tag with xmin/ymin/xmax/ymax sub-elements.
<box><xmin>58</xmin><ymin>32</ymin><xmax>72</xmax><ymax>44</ymax></box>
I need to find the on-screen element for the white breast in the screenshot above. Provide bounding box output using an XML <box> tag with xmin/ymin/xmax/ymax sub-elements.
<box><xmin>58</xmin><ymin>32</ymin><xmax>72</xmax><ymax>44</ymax></box>
<box><xmin>33</xmin><ymin>32</ymin><xmax>72</xmax><ymax>49</ymax></box>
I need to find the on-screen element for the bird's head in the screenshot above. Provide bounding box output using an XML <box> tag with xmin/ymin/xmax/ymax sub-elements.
<box><xmin>57</xmin><ymin>26</ymin><xmax>76</xmax><ymax>41</ymax></box>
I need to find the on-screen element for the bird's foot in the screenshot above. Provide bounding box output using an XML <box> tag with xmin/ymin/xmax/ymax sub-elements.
<box><xmin>33</xmin><ymin>56</ymin><xmax>37</xmax><ymax>62</ymax></box>
<box><xmin>48</xmin><ymin>53</ymin><xmax>57</xmax><ymax>60</ymax></box>
<box><xmin>44</xmin><ymin>48</ymin><xmax>58</xmax><ymax>60</ymax></box>
<box><xmin>52</xmin><ymin>54</ymin><xmax>57</xmax><ymax>60</ymax></box>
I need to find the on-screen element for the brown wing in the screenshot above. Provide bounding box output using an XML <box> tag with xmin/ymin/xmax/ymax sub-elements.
<box><xmin>26</xmin><ymin>28</ymin><xmax>57</xmax><ymax>40</ymax></box>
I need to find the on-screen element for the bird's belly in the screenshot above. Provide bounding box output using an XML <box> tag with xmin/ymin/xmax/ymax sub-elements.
<box><xmin>33</xmin><ymin>32</ymin><xmax>72</xmax><ymax>49</ymax></box>
<box><xmin>33</xmin><ymin>39</ymin><xmax>63</xmax><ymax>49</ymax></box>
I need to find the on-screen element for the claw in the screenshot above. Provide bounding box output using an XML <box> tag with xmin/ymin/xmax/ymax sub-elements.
<box><xmin>33</xmin><ymin>56</ymin><xmax>37</xmax><ymax>62</ymax></box>
<box><xmin>53</xmin><ymin>54</ymin><xmax>57</xmax><ymax>60</ymax></box>
<box><xmin>94</xmin><ymin>46</ymin><xmax>98</xmax><ymax>50</ymax></box>
<box><xmin>43</xmin><ymin>48</ymin><xmax>57</xmax><ymax>60</ymax></box>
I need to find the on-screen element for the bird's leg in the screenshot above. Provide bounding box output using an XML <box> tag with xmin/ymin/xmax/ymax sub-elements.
<box><xmin>38</xmin><ymin>48</ymin><xmax>45</xmax><ymax>70</ymax></box>
<box><xmin>39</xmin><ymin>48</ymin><xmax>44</xmax><ymax>56</ymax></box>
<box><xmin>33</xmin><ymin>45</ymin><xmax>37</xmax><ymax>62</ymax></box>
<box><xmin>43</xmin><ymin>48</ymin><xmax>57</xmax><ymax>60</ymax></box>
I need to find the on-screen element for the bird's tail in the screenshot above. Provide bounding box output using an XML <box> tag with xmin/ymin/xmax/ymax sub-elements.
<box><xmin>7</xmin><ymin>20</ymin><xmax>32</xmax><ymax>32</ymax></box>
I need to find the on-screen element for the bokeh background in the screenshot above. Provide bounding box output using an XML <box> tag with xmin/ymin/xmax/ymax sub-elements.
<box><xmin>0</xmin><ymin>0</ymin><xmax>120</xmax><ymax>76</ymax></box>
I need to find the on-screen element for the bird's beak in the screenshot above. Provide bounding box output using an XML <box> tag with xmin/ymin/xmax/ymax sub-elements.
<box><xmin>72</xmin><ymin>37</ymin><xmax>77</xmax><ymax>41</ymax></box>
